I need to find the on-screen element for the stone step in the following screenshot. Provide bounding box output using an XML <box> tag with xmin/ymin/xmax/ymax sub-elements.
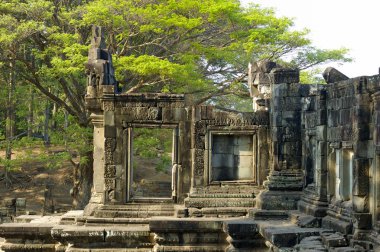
<box><xmin>94</xmin><ymin>210</ymin><xmax>175</xmax><ymax>218</ymax></box>
<box><xmin>327</xmin><ymin>247</ymin><xmax>361</xmax><ymax>252</ymax></box>
<box><xmin>321</xmin><ymin>232</ymin><xmax>348</xmax><ymax>248</ymax></box>
<box><xmin>153</xmin><ymin>245</ymin><xmax>226</xmax><ymax>252</ymax></box>
<box><xmin>52</xmin><ymin>225</ymin><xmax>154</xmax><ymax>247</ymax></box>
<box><xmin>260</xmin><ymin>223</ymin><xmax>325</xmax><ymax>248</ymax></box>
<box><xmin>248</xmin><ymin>209</ymin><xmax>289</xmax><ymax>220</ymax></box>
<box><xmin>149</xmin><ymin>218</ymin><xmax>227</xmax><ymax>251</ymax></box>
<box><xmin>85</xmin><ymin>217</ymin><xmax>151</xmax><ymax>225</ymax></box>
<box><xmin>321</xmin><ymin>215</ymin><xmax>352</xmax><ymax>235</ymax></box>
<box><xmin>350</xmin><ymin>239</ymin><xmax>374</xmax><ymax>251</ymax></box>
<box><xmin>99</xmin><ymin>204</ymin><xmax>175</xmax><ymax>211</ymax></box>
<box><xmin>188</xmin><ymin>193</ymin><xmax>255</xmax><ymax>198</ymax></box>
<box><xmin>188</xmin><ymin>207</ymin><xmax>250</xmax><ymax>218</ymax></box>
<box><xmin>93</xmin><ymin>204</ymin><xmax>176</xmax><ymax>219</ymax></box>
<box><xmin>290</xmin><ymin>210</ymin><xmax>321</xmax><ymax>228</ymax></box>
<box><xmin>67</xmin><ymin>249</ymin><xmax>152</xmax><ymax>252</ymax></box>
<box><xmin>185</xmin><ymin>198</ymin><xmax>255</xmax><ymax>208</ymax></box>
<box><xmin>293</xmin><ymin>236</ymin><xmax>327</xmax><ymax>252</ymax></box>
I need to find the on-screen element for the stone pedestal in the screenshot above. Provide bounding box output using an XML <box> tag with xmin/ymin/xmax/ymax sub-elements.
<box><xmin>298</xmin><ymin>185</ymin><xmax>328</xmax><ymax>218</ymax></box>
<box><xmin>256</xmin><ymin>170</ymin><xmax>303</xmax><ymax>211</ymax></box>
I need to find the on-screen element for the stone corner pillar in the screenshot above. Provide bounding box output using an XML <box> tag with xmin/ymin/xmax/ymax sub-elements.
<box><xmin>256</xmin><ymin>67</ymin><xmax>303</xmax><ymax>211</ymax></box>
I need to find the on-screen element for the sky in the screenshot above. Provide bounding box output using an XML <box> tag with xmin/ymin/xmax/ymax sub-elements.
<box><xmin>240</xmin><ymin>0</ymin><xmax>380</xmax><ymax>78</ymax></box>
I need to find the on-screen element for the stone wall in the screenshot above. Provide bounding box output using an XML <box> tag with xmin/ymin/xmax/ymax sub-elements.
<box><xmin>0</xmin><ymin>198</ymin><xmax>26</xmax><ymax>224</ymax></box>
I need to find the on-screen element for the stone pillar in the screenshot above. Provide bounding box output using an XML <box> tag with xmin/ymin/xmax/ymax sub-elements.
<box><xmin>298</xmin><ymin>90</ymin><xmax>329</xmax><ymax>217</ymax></box>
<box><xmin>83</xmin><ymin>113</ymin><xmax>104</xmax><ymax>216</ymax></box>
<box><xmin>352</xmin><ymin>80</ymin><xmax>372</xmax><ymax>233</ymax></box>
<box><xmin>102</xmin><ymin>85</ymin><xmax>121</xmax><ymax>205</ymax></box>
<box><xmin>256</xmin><ymin>67</ymin><xmax>304</xmax><ymax>210</ymax></box>
<box><xmin>190</xmin><ymin>105</ymin><xmax>208</xmax><ymax>190</ymax></box>
<box><xmin>371</xmin><ymin>91</ymin><xmax>380</xmax><ymax>231</ymax></box>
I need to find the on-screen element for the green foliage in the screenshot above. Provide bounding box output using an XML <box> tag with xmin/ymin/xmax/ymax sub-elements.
<box><xmin>133</xmin><ymin>128</ymin><xmax>173</xmax><ymax>173</ymax></box>
<box><xmin>288</xmin><ymin>47</ymin><xmax>352</xmax><ymax>70</ymax></box>
<box><xmin>156</xmin><ymin>155</ymin><xmax>172</xmax><ymax>173</ymax></box>
<box><xmin>299</xmin><ymin>68</ymin><xmax>326</xmax><ymax>84</ymax></box>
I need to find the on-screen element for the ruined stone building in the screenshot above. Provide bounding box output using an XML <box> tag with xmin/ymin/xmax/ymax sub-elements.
<box><xmin>1</xmin><ymin>27</ymin><xmax>380</xmax><ymax>251</ymax></box>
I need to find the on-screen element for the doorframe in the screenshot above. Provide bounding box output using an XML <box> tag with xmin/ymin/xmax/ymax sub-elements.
<box><xmin>124</xmin><ymin>124</ymin><xmax>179</xmax><ymax>203</ymax></box>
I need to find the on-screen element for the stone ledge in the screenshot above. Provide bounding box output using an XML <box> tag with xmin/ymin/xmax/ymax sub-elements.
<box><xmin>260</xmin><ymin>224</ymin><xmax>324</xmax><ymax>248</ymax></box>
<box><xmin>248</xmin><ymin>209</ymin><xmax>289</xmax><ymax>220</ymax></box>
<box><xmin>0</xmin><ymin>242</ymin><xmax>56</xmax><ymax>252</ymax></box>
<box><xmin>184</xmin><ymin>198</ymin><xmax>255</xmax><ymax>208</ymax></box>
<box><xmin>321</xmin><ymin>216</ymin><xmax>352</xmax><ymax>235</ymax></box>
<box><xmin>149</xmin><ymin>217</ymin><xmax>225</xmax><ymax>233</ymax></box>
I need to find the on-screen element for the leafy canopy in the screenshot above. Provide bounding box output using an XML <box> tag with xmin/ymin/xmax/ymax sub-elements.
<box><xmin>0</xmin><ymin>0</ymin><xmax>352</xmax><ymax>116</ymax></box>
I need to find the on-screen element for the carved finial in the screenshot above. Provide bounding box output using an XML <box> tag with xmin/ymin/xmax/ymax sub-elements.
<box><xmin>91</xmin><ymin>25</ymin><xmax>106</xmax><ymax>49</ymax></box>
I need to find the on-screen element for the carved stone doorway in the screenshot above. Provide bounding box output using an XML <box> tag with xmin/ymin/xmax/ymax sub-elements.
<box><xmin>126</xmin><ymin>126</ymin><xmax>178</xmax><ymax>202</ymax></box>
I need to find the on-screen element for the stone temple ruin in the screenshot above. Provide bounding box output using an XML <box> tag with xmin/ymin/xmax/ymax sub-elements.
<box><xmin>1</xmin><ymin>26</ymin><xmax>380</xmax><ymax>251</ymax></box>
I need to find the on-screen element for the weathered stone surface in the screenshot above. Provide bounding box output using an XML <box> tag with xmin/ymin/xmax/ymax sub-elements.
<box><xmin>294</xmin><ymin>236</ymin><xmax>327</xmax><ymax>252</ymax></box>
<box><xmin>270</xmin><ymin>68</ymin><xmax>300</xmax><ymax>84</ymax></box>
<box><xmin>321</xmin><ymin>232</ymin><xmax>347</xmax><ymax>247</ymax></box>
<box><xmin>256</xmin><ymin>190</ymin><xmax>302</xmax><ymax>210</ymax></box>
<box><xmin>323</xmin><ymin>67</ymin><xmax>349</xmax><ymax>84</ymax></box>
<box><xmin>321</xmin><ymin>216</ymin><xmax>352</xmax><ymax>235</ymax></box>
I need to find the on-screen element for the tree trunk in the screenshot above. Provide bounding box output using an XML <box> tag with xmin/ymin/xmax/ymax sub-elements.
<box><xmin>71</xmin><ymin>149</ymin><xmax>94</xmax><ymax>210</ymax></box>
<box><xmin>27</xmin><ymin>86</ymin><xmax>34</xmax><ymax>137</ymax></box>
<box><xmin>64</xmin><ymin>109</ymin><xmax>69</xmax><ymax>151</ymax></box>
<box><xmin>43</xmin><ymin>99</ymin><xmax>50</xmax><ymax>145</ymax></box>
<box><xmin>5</xmin><ymin>56</ymin><xmax>16</xmax><ymax>188</ymax></box>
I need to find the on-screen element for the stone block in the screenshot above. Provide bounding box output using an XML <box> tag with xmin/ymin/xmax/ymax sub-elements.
<box><xmin>282</xmin><ymin>97</ymin><xmax>302</xmax><ymax>111</ymax></box>
<box><xmin>321</xmin><ymin>232</ymin><xmax>347</xmax><ymax>247</ymax></box>
<box><xmin>323</xmin><ymin>67</ymin><xmax>349</xmax><ymax>84</ymax></box>
<box><xmin>341</xmin><ymin>97</ymin><xmax>356</xmax><ymax>109</ymax></box>
<box><xmin>353</xmin><ymin>159</ymin><xmax>369</xmax><ymax>197</ymax></box>
<box><xmin>318</xmin><ymin>141</ymin><xmax>327</xmax><ymax>156</ymax></box>
<box><xmin>14</xmin><ymin>199</ymin><xmax>25</xmax><ymax>209</ymax></box>
<box><xmin>270</xmin><ymin>68</ymin><xmax>300</xmax><ymax>85</ymax></box>
<box><xmin>340</xmin><ymin>109</ymin><xmax>352</xmax><ymax>125</ymax></box>
<box><xmin>321</xmin><ymin>216</ymin><xmax>352</xmax><ymax>235</ymax></box>
<box><xmin>305</xmin><ymin>112</ymin><xmax>317</xmax><ymax>129</ymax></box>
<box><xmin>328</xmin><ymin>110</ymin><xmax>340</xmax><ymax>127</ymax></box>
<box><xmin>352</xmin><ymin>196</ymin><xmax>369</xmax><ymax>213</ymax></box>
<box><xmin>353</xmin><ymin>213</ymin><xmax>372</xmax><ymax>229</ymax></box>
<box><xmin>286</xmin><ymin>83</ymin><xmax>302</xmax><ymax>97</ymax></box>
<box><xmin>354</xmin><ymin>141</ymin><xmax>371</xmax><ymax>158</ymax></box>
<box><xmin>272</xmin><ymin>97</ymin><xmax>283</xmax><ymax>111</ymax></box>
<box><xmin>272</xmin><ymin>127</ymin><xmax>283</xmax><ymax>142</ymax></box>
<box><xmin>256</xmin><ymin>190</ymin><xmax>302</xmax><ymax>210</ymax></box>
<box><xmin>283</xmin><ymin>142</ymin><xmax>302</xmax><ymax>156</ymax></box>
<box><xmin>272</xmin><ymin>83</ymin><xmax>287</xmax><ymax>97</ymax></box>
<box><xmin>354</xmin><ymin>106</ymin><xmax>370</xmax><ymax>124</ymax></box>
<box><xmin>271</xmin><ymin>112</ymin><xmax>282</xmax><ymax>127</ymax></box>
<box><xmin>2</xmin><ymin>199</ymin><xmax>16</xmax><ymax>207</ymax></box>
<box><xmin>316</xmin><ymin>126</ymin><xmax>327</xmax><ymax>141</ymax></box>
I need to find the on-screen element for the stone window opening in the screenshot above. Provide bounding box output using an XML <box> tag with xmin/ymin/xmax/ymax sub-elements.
<box><xmin>327</xmin><ymin>147</ymin><xmax>336</xmax><ymax>200</ymax></box>
<box><xmin>127</xmin><ymin>126</ymin><xmax>179</xmax><ymax>202</ymax></box>
<box><xmin>335</xmin><ymin>148</ymin><xmax>353</xmax><ymax>202</ymax></box>
<box><xmin>207</xmin><ymin>132</ymin><xmax>257</xmax><ymax>184</ymax></box>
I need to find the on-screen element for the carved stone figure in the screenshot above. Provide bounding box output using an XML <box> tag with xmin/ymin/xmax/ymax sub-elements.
<box><xmin>85</xmin><ymin>26</ymin><xmax>117</xmax><ymax>97</ymax></box>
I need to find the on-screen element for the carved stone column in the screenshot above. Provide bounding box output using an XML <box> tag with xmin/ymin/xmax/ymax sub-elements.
<box><xmin>83</xmin><ymin>113</ymin><xmax>104</xmax><ymax>216</ymax></box>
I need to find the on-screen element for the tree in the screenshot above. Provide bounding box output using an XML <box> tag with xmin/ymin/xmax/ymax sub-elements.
<box><xmin>0</xmin><ymin>0</ymin><xmax>351</xmax><ymax>208</ymax></box>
